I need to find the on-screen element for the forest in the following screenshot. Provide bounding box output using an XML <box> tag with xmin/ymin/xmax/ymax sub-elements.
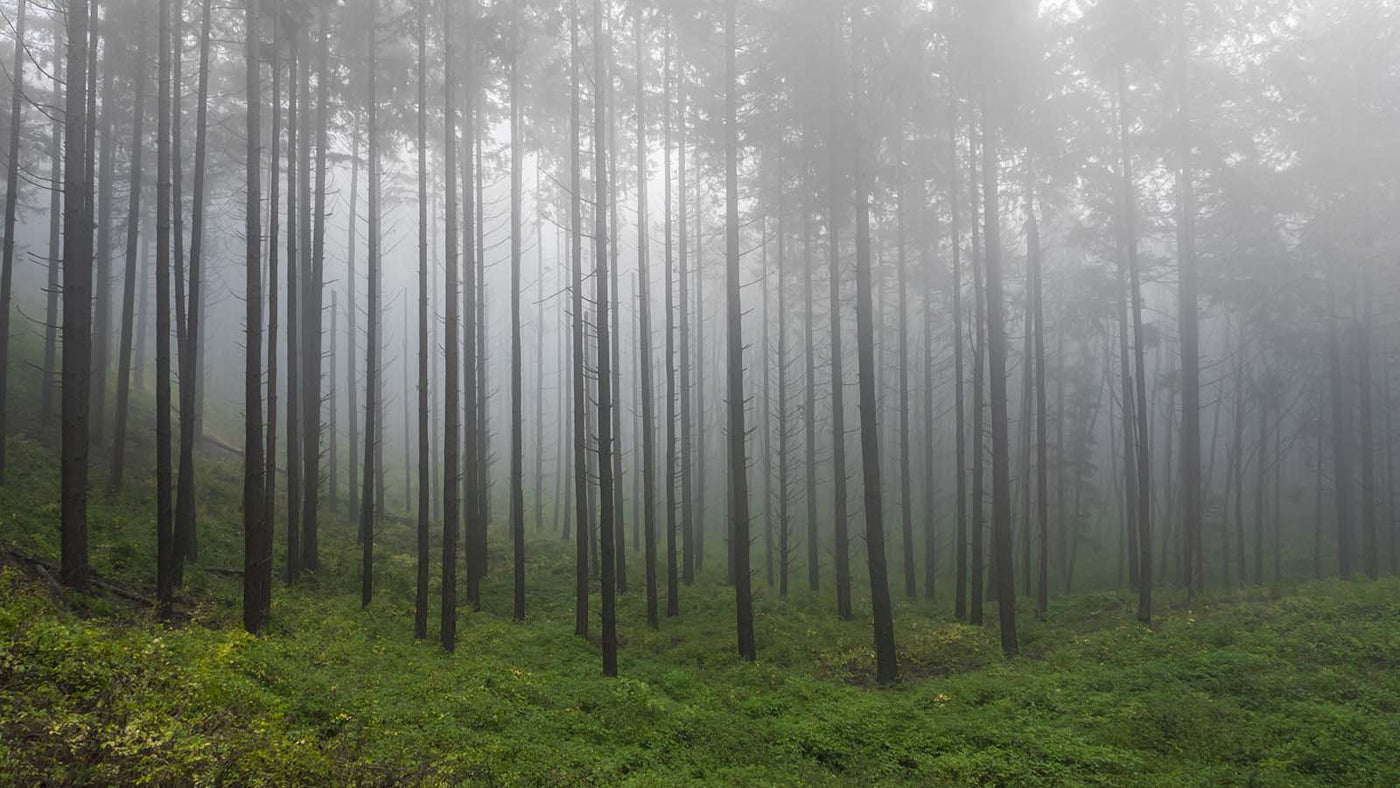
<box><xmin>1</xmin><ymin>0</ymin><xmax>1398</xmax><ymax>782</ymax></box>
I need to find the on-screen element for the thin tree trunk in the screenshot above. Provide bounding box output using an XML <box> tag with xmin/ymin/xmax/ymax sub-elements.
<box><xmin>1175</xmin><ymin>7</ymin><xmax>1202</xmax><ymax>599</ymax></box>
<box><xmin>826</xmin><ymin>29</ymin><xmax>851</xmax><ymax>621</ymax></box>
<box><xmin>241</xmin><ymin>0</ymin><xmax>269</xmax><ymax>633</ymax></box>
<box><xmin>1030</xmin><ymin>189</ymin><xmax>1049</xmax><ymax>619</ymax></box>
<box><xmin>678</xmin><ymin>63</ymin><xmax>694</xmax><ymax>586</ymax></box>
<box><xmin>854</xmin><ymin>150</ymin><xmax>897</xmax><ymax>683</ymax></box>
<box><xmin>593</xmin><ymin>0</ymin><xmax>618</xmax><ymax>675</ymax></box>
<box><xmin>803</xmin><ymin>186</ymin><xmax>819</xmax><ymax>593</ymax></box>
<box><xmin>968</xmin><ymin>122</ymin><xmax>985</xmax><ymax>626</ymax></box>
<box><xmin>41</xmin><ymin>20</ymin><xmax>63</xmax><ymax>426</ymax></box>
<box><xmin>661</xmin><ymin>25</ymin><xmax>679</xmax><ymax>616</ymax></box>
<box><xmin>264</xmin><ymin>16</ymin><xmax>281</xmax><ymax>548</ymax></box>
<box><xmin>413</xmin><ymin>0</ymin><xmax>430</xmax><ymax>641</ymax></box>
<box><xmin>302</xmin><ymin>11</ymin><xmax>329</xmax><ymax>573</ymax></box>
<box><xmin>1358</xmin><ymin>286</ymin><xmax>1377</xmax><ymax>578</ymax></box>
<box><xmin>509</xmin><ymin>0</ymin><xmax>527</xmax><ymax>622</ymax></box>
<box><xmin>348</xmin><ymin>108</ymin><xmax>360</xmax><ymax>532</ymax></box>
<box><xmin>175</xmin><ymin>0</ymin><xmax>212</xmax><ymax>568</ymax></box>
<box><xmin>725</xmin><ymin>0</ymin><xmax>755</xmax><ymax>661</ymax></box>
<box><xmin>950</xmin><ymin>94</ymin><xmax>967</xmax><ymax>618</ymax></box>
<box><xmin>639</xmin><ymin>11</ymin><xmax>659</xmax><ymax>626</ymax></box>
<box><xmin>90</xmin><ymin>2</ymin><xmax>113</xmax><ymax>454</ymax></box>
<box><xmin>981</xmin><ymin>98</ymin><xmax>1018</xmax><ymax>656</ymax></box>
<box><xmin>462</xmin><ymin>0</ymin><xmax>482</xmax><ymax>609</ymax></box>
<box><xmin>441</xmin><ymin>0</ymin><xmax>461</xmax><ymax>652</ymax></box>
<box><xmin>359</xmin><ymin>0</ymin><xmax>379</xmax><ymax>608</ymax></box>
<box><xmin>894</xmin><ymin>129</ymin><xmax>914</xmax><ymax>601</ymax></box>
<box><xmin>155</xmin><ymin>0</ymin><xmax>174</xmax><ymax>612</ymax></box>
<box><xmin>285</xmin><ymin>32</ymin><xmax>302</xmax><ymax>583</ymax></box>
<box><xmin>109</xmin><ymin>17</ymin><xmax>147</xmax><ymax>494</ymax></box>
<box><xmin>776</xmin><ymin>158</ymin><xmax>790</xmax><ymax>598</ymax></box>
<box><xmin>568</xmin><ymin>0</ymin><xmax>586</xmax><ymax>634</ymax></box>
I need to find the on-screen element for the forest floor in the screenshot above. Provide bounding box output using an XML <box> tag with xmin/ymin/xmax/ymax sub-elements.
<box><xmin>1</xmin><ymin>388</ymin><xmax>1398</xmax><ymax>784</ymax></box>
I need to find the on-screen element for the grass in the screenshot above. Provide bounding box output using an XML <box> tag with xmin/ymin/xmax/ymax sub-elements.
<box><xmin>0</xmin><ymin>334</ymin><xmax>1398</xmax><ymax>784</ymax></box>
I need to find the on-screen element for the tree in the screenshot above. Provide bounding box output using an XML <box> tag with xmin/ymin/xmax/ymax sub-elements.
<box><xmin>414</xmin><ymin>0</ymin><xmax>430</xmax><ymax>641</ymax></box>
<box><xmin>0</xmin><ymin>0</ymin><xmax>26</xmax><ymax>484</ymax></box>
<box><xmin>174</xmin><ymin>0</ymin><xmax>214</xmax><ymax>569</ymax></box>
<box><xmin>242</xmin><ymin>0</ymin><xmax>269</xmax><ymax>634</ymax></box>
<box><xmin>825</xmin><ymin>6</ymin><xmax>851</xmax><ymax>621</ymax></box>
<box><xmin>285</xmin><ymin>27</ymin><xmax>301</xmax><ymax>584</ymax></box>
<box><xmin>155</xmin><ymin>0</ymin><xmax>174</xmax><ymax>612</ymax></box>
<box><xmin>661</xmin><ymin>17</ymin><xmax>678</xmax><ymax>618</ymax></box>
<box><xmin>509</xmin><ymin>0</ymin><xmax>526</xmax><ymax>623</ymax></box>
<box><xmin>637</xmin><ymin>5</ymin><xmax>659</xmax><ymax>627</ymax></box>
<box><xmin>60</xmin><ymin>0</ymin><xmax>94</xmax><ymax>590</ymax></box>
<box><xmin>441</xmin><ymin>0</ymin><xmax>462</xmax><ymax>653</ymax></box>
<box><xmin>302</xmin><ymin>8</ymin><xmax>330</xmax><ymax>574</ymax></box>
<box><xmin>109</xmin><ymin>13</ymin><xmax>148</xmax><ymax>495</ymax></box>
<box><xmin>725</xmin><ymin>0</ymin><xmax>755</xmax><ymax>662</ymax></box>
<box><xmin>594</xmin><ymin>0</ymin><xmax>618</xmax><ymax>675</ymax></box>
<box><xmin>568</xmin><ymin>0</ymin><xmax>587</xmax><ymax>635</ymax></box>
<box><xmin>359</xmin><ymin>0</ymin><xmax>380</xmax><ymax>608</ymax></box>
<box><xmin>853</xmin><ymin>132</ymin><xmax>897</xmax><ymax>685</ymax></box>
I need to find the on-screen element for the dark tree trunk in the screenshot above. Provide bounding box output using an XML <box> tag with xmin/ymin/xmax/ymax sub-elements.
<box><xmin>41</xmin><ymin>24</ymin><xmax>63</xmax><ymax>427</ymax></box>
<box><xmin>509</xmin><ymin>0</ymin><xmax>526</xmax><ymax>622</ymax></box>
<box><xmin>1118</xmin><ymin>64</ymin><xmax>1152</xmax><ymax>622</ymax></box>
<box><xmin>414</xmin><ymin>0</ymin><xmax>430</xmax><ymax>641</ymax></box>
<box><xmin>725</xmin><ymin>0</ymin><xmax>755</xmax><ymax>661</ymax></box>
<box><xmin>90</xmin><ymin>3</ymin><xmax>113</xmax><ymax>454</ymax></box>
<box><xmin>60</xmin><ymin>0</ymin><xmax>93</xmax><ymax>588</ymax></box>
<box><xmin>242</xmin><ymin>0</ymin><xmax>269</xmax><ymax>633</ymax></box>
<box><xmin>593</xmin><ymin>0</ymin><xmax>618</xmax><ymax>675</ymax></box>
<box><xmin>826</xmin><ymin>39</ymin><xmax>851</xmax><ymax>621</ymax></box>
<box><xmin>803</xmin><ymin>187</ymin><xmax>819</xmax><ymax>594</ymax></box>
<box><xmin>776</xmin><ymin>160</ymin><xmax>791</xmax><ymax>598</ymax></box>
<box><xmin>1174</xmin><ymin>18</ymin><xmax>1203</xmax><ymax>599</ymax></box>
<box><xmin>441</xmin><ymin>0</ymin><xmax>461</xmax><ymax>652</ymax></box>
<box><xmin>264</xmin><ymin>15</ymin><xmax>281</xmax><ymax>548</ymax></box>
<box><xmin>155</xmin><ymin>0</ymin><xmax>174</xmax><ymax>612</ymax></box>
<box><xmin>568</xmin><ymin>0</ymin><xmax>587</xmax><ymax>634</ymax></box>
<box><xmin>1358</xmin><ymin>287</ymin><xmax>1377</xmax><ymax>578</ymax></box>
<box><xmin>1030</xmin><ymin>190</ymin><xmax>1049</xmax><ymax>620</ymax></box>
<box><xmin>348</xmin><ymin>109</ymin><xmax>360</xmax><ymax>533</ymax></box>
<box><xmin>981</xmin><ymin>103</ymin><xmax>1017</xmax><ymax>656</ymax></box>
<box><xmin>968</xmin><ymin>124</ymin><xmax>985</xmax><ymax>626</ymax></box>
<box><xmin>284</xmin><ymin>32</ymin><xmax>302</xmax><ymax>583</ymax></box>
<box><xmin>109</xmin><ymin>17</ymin><xmax>148</xmax><ymax>495</ymax></box>
<box><xmin>678</xmin><ymin>64</ymin><xmax>694</xmax><ymax>586</ymax></box>
<box><xmin>462</xmin><ymin>2</ymin><xmax>482</xmax><ymax>609</ymax></box>
<box><xmin>894</xmin><ymin>131</ymin><xmax>914</xmax><ymax>601</ymax></box>
<box><xmin>854</xmin><ymin>159</ymin><xmax>897</xmax><ymax>684</ymax></box>
<box><xmin>694</xmin><ymin>161</ymin><xmax>706</xmax><ymax>574</ymax></box>
<box><xmin>661</xmin><ymin>24</ymin><xmax>679</xmax><ymax>617</ymax></box>
<box><xmin>638</xmin><ymin>10</ymin><xmax>659</xmax><ymax>626</ymax></box>
<box><xmin>302</xmin><ymin>11</ymin><xmax>329</xmax><ymax>574</ymax></box>
<box><xmin>176</xmin><ymin>0</ymin><xmax>213</xmax><ymax>571</ymax></box>
<box><xmin>949</xmin><ymin>95</ymin><xmax>966</xmax><ymax>617</ymax></box>
<box><xmin>359</xmin><ymin>0</ymin><xmax>379</xmax><ymax>608</ymax></box>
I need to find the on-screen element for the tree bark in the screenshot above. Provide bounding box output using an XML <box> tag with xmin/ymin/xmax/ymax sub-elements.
<box><xmin>441</xmin><ymin>0</ymin><xmax>461</xmax><ymax>653</ymax></box>
<box><xmin>509</xmin><ymin>0</ymin><xmax>526</xmax><ymax>622</ymax></box>
<box><xmin>155</xmin><ymin>0</ymin><xmax>174</xmax><ymax>613</ymax></box>
<box><xmin>593</xmin><ymin>0</ymin><xmax>618</xmax><ymax>675</ymax></box>
<box><xmin>413</xmin><ymin>0</ymin><xmax>430</xmax><ymax>641</ymax></box>
<box><xmin>302</xmin><ymin>11</ymin><xmax>329</xmax><ymax>574</ymax></box>
<box><xmin>568</xmin><ymin>0</ymin><xmax>586</xmax><ymax>634</ymax></box>
<box><xmin>109</xmin><ymin>16</ymin><xmax>148</xmax><ymax>495</ymax></box>
<box><xmin>638</xmin><ymin>10</ymin><xmax>659</xmax><ymax>626</ymax></box>
<box><xmin>242</xmin><ymin>0</ymin><xmax>269</xmax><ymax>633</ymax></box>
<box><xmin>359</xmin><ymin>0</ymin><xmax>379</xmax><ymax>608</ymax></box>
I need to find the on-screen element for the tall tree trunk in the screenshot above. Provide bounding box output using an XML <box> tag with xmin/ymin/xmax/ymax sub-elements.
<box><xmin>678</xmin><ymin>62</ymin><xmax>694</xmax><ymax>586</ymax></box>
<box><xmin>803</xmin><ymin>185</ymin><xmax>819</xmax><ymax>593</ymax></box>
<box><xmin>661</xmin><ymin>23</ymin><xmax>679</xmax><ymax>616</ymax></box>
<box><xmin>1030</xmin><ymin>188</ymin><xmax>1049</xmax><ymax>619</ymax></box>
<box><xmin>776</xmin><ymin>158</ymin><xmax>791</xmax><ymax>598</ymax></box>
<box><xmin>825</xmin><ymin>26</ymin><xmax>851</xmax><ymax>621</ymax></box>
<box><xmin>593</xmin><ymin>0</ymin><xmax>618</xmax><ymax>675</ymax></box>
<box><xmin>981</xmin><ymin>98</ymin><xmax>1018</xmax><ymax>656</ymax></box>
<box><xmin>638</xmin><ymin>10</ymin><xmax>659</xmax><ymax>626</ymax></box>
<box><xmin>60</xmin><ymin>0</ymin><xmax>93</xmax><ymax>589</ymax></box>
<box><xmin>893</xmin><ymin>130</ymin><xmax>914</xmax><ymax>601</ymax></box>
<box><xmin>441</xmin><ymin>0</ymin><xmax>460</xmax><ymax>651</ymax></box>
<box><xmin>606</xmin><ymin>42</ymin><xmax>627</xmax><ymax>594</ymax></box>
<box><xmin>1174</xmin><ymin>9</ymin><xmax>1203</xmax><ymax>600</ymax></box>
<box><xmin>413</xmin><ymin>0</ymin><xmax>430</xmax><ymax>641</ymax></box>
<box><xmin>109</xmin><ymin>16</ymin><xmax>147</xmax><ymax>494</ymax></box>
<box><xmin>302</xmin><ymin>11</ymin><xmax>329</xmax><ymax>574</ymax></box>
<box><xmin>854</xmin><ymin>151</ymin><xmax>897</xmax><ymax>683</ymax></box>
<box><xmin>968</xmin><ymin>122</ymin><xmax>985</xmax><ymax>626</ymax></box>
<box><xmin>284</xmin><ymin>32</ymin><xmax>302</xmax><ymax>583</ymax></box>
<box><xmin>1118</xmin><ymin>63</ymin><xmax>1152</xmax><ymax>622</ymax></box>
<box><xmin>1358</xmin><ymin>287</ymin><xmax>1377</xmax><ymax>578</ymax></box>
<box><xmin>568</xmin><ymin>0</ymin><xmax>586</xmax><ymax>633</ymax></box>
<box><xmin>359</xmin><ymin>0</ymin><xmax>379</xmax><ymax>607</ymax></box>
<box><xmin>155</xmin><ymin>0</ymin><xmax>174</xmax><ymax>612</ymax></box>
<box><xmin>348</xmin><ymin>108</ymin><xmax>360</xmax><ymax>531</ymax></box>
<box><xmin>264</xmin><ymin>16</ymin><xmax>281</xmax><ymax>548</ymax></box>
<box><xmin>724</xmin><ymin>0</ymin><xmax>755</xmax><ymax>661</ymax></box>
<box><xmin>90</xmin><ymin>3</ymin><xmax>113</xmax><ymax>454</ymax></box>
<box><xmin>509</xmin><ymin>0</ymin><xmax>527</xmax><ymax>622</ymax></box>
<box><xmin>694</xmin><ymin>115</ymin><xmax>706</xmax><ymax>575</ymax></box>
<box><xmin>41</xmin><ymin>19</ymin><xmax>63</xmax><ymax>426</ymax></box>
<box><xmin>461</xmin><ymin>1</ymin><xmax>482</xmax><ymax>608</ymax></box>
<box><xmin>242</xmin><ymin>0</ymin><xmax>268</xmax><ymax>633</ymax></box>
<box><xmin>175</xmin><ymin>0</ymin><xmax>212</xmax><ymax>568</ymax></box>
<box><xmin>949</xmin><ymin>94</ymin><xmax>966</xmax><ymax>618</ymax></box>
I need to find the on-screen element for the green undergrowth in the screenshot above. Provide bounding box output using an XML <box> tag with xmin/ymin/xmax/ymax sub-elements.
<box><xmin>0</xmin><ymin>338</ymin><xmax>1397</xmax><ymax>785</ymax></box>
